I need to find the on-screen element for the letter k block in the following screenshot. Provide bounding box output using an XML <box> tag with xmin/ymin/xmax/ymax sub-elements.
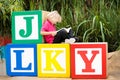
<box><xmin>5</xmin><ymin>44</ymin><xmax>37</xmax><ymax>76</ymax></box>
<box><xmin>70</xmin><ymin>43</ymin><xmax>107</xmax><ymax>79</ymax></box>
<box><xmin>37</xmin><ymin>44</ymin><xmax>70</xmax><ymax>78</ymax></box>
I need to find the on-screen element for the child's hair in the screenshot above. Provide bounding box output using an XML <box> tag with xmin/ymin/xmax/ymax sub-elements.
<box><xmin>47</xmin><ymin>11</ymin><xmax>62</xmax><ymax>23</ymax></box>
<box><xmin>42</xmin><ymin>11</ymin><xmax>50</xmax><ymax>24</ymax></box>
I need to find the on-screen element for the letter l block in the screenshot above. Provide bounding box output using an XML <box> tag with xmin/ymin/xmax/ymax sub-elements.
<box><xmin>5</xmin><ymin>44</ymin><xmax>37</xmax><ymax>76</ymax></box>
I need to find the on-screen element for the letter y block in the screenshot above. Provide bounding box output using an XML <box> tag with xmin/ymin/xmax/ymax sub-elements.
<box><xmin>70</xmin><ymin>43</ymin><xmax>107</xmax><ymax>79</ymax></box>
<box><xmin>37</xmin><ymin>44</ymin><xmax>70</xmax><ymax>78</ymax></box>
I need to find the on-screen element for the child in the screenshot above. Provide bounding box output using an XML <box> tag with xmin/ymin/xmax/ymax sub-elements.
<box><xmin>41</xmin><ymin>11</ymin><xmax>78</xmax><ymax>43</ymax></box>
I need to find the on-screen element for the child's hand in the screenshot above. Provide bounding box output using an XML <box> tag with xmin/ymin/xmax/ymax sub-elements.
<box><xmin>51</xmin><ymin>31</ymin><xmax>57</xmax><ymax>36</ymax></box>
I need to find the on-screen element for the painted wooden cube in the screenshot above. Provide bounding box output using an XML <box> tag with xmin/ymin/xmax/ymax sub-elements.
<box><xmin>5</xmin><ymin>44</ymin><xmax>37</xmax><ymax>76</ymax></box>
<box><xmin>70</xmin><ymin>43</ymin><xmax>107</xmax><ymax>79</ymax></box>
<box><xmin>12</xmin><ymin>10</ymin><xmax>42</xmax><ymax>44</ymax></box>
<box><xmin>37</xmin><ymin>44</ymin><xmax>70</xmax><ymax>78</ymax></box>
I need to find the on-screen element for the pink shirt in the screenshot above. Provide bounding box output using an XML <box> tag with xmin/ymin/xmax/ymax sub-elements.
<box><xmin>41</xmin><ymin>20</ymin><xmax>56</xmax><ymax>43</ymax></box>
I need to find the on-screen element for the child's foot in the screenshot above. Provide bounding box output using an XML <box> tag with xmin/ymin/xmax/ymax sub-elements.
<box><xmin>65</xmin><ymin>38</ymin><xmax>76</xmax><ymax>44</ymax></box>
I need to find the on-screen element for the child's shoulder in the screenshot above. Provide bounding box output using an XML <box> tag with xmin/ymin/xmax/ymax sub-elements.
<box><xmin>44</xmin><ymin>20</ymin><xmax>51</xmax><ymax>25</ymax></box>
<box><xmin>42</xmin><ymin>20</ymin><xmax>53</xmax><ymax>28</ymax></box>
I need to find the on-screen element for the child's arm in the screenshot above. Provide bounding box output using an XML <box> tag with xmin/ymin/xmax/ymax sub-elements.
<box><xmin>40</xmin><ymin>31</ymin><xmax>57</xmax><ymax>36</ymax></box>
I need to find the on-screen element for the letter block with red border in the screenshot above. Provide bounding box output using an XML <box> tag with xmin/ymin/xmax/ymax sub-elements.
<box><xmin>70</xmin><ymin>43</ymin><xmax>107</xmax><ymax>79</ymax></box>
<box><xmin>37</xmin><ymin>44</ymin><xmax>70</xmax><ymax>78</ymax></box>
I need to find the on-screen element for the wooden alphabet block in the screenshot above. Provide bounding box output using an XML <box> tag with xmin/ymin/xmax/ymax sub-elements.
<box><xmin>12</xmin><ymin>10</ymin><xmax>42</xmax><ymax>44</ymax></box>
<box><xmin>70</xmin><ymin>43</ymin><xmax>107</xmax><ymax>79</ymax></box>
<box><xmin>37</xmin><ymin>44</ymin><xmax>70</xmax><ymax>78</ymax></box>
<box><xmin>5</xmin><ymin>44</ymin><xmax>37</xmax><ymax>76</ymax></box>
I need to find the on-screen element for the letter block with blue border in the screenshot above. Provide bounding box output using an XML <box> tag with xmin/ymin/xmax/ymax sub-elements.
<box><xmin>5</xmin><ymin>44</ymin><xmax>37</xmax><ymax>76</ymax></box>
<box><xmin>70</xmin><ymin>43</ymin><xmax>107</xmax><ymax>79</ymax></box>
<box><xmin>37</xmin><ymin>44</ymin><xmax>70</xmax><ymax>78</ymax></box>
<box><xmin>12</xmin><ymin>10</ymin><xmax>42</xmax><ymax>44</ymax></box>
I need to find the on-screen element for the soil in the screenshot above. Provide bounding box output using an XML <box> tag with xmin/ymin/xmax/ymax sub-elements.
<box><xmin>107</xmin><ymin>50</ymin><xmax>120</xmax><ymax>79</ymax></box>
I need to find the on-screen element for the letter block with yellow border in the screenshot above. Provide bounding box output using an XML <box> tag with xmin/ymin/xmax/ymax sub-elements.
<box><xmin>71</xmin><ymin>43</ymin><xmax>107</xmax><ymax>79</ymax></box>
<box><xmin>37</xmin><ymin>44</ymin><xmax>70</xmax><ymax>78</ymax></box>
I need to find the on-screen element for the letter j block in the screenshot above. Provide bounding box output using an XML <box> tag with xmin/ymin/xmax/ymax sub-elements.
<box><xmin>12</xmin><ymin>10</ymin><xmax>42</xmax><ymax>44</ymax></box>
<box><xmin>70</xmin><ymin>43</ymin><xmax>107</xmax><ymax>79</ymax></box>
<box><xmin>5</xmin><ymin>44</ymin><xmax>37</xmax><ymax>76</ymax></box>
<box><xmin>37</xmin><ymin>44</ymin><xmax>70</xmax><ymax>78</ymax></box>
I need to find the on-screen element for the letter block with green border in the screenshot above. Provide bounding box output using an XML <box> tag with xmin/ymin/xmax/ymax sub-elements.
<box><xmin>70</xmin><ymin>43</ymin><xmax>107</xmax><ymax>79</ymax></box>
<box><xmin>37</xmin><ymin>44</ymin><xmax>70</xmax><ymax>78</ymax></box>
<box><xmin>12</xmin><ymin>10</ymin><xmax>42</xmax><ymax>44</ymax></box>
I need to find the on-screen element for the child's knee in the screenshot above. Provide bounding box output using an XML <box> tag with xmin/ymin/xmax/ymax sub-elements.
<box><xmin>59</xmin><ymin>29</ymin><xmax>67</xmax><ymax>34</ymax></box>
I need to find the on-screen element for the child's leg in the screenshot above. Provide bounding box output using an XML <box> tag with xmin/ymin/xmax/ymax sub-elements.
<box><xmin>68</xmin><ymin>29</ymin><xmax>79</xmax><ymax>42</ymax></box>
<box><xmin>68</xmin><ymin>29</ymin><xmax>74</xmax><ymax>38</ymax></box>
<box><xmin>53</xmin><ymin>29</ymin><xmax>69</xmax><ymax>43</ymax></box>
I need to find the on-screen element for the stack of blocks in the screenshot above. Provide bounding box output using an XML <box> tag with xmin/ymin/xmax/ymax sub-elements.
<box><xmin>5</xmin><ymin>10</ymin><xmax>107</xmax><ymax>79</ymax></box>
